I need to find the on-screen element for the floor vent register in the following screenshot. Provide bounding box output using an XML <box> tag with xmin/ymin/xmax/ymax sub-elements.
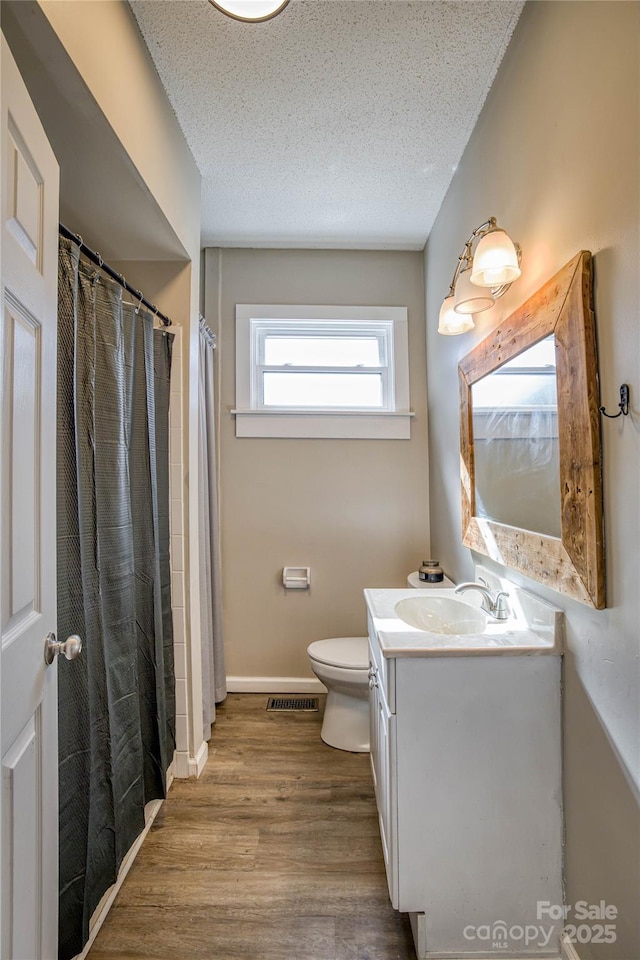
<box><xmin>266</xmin><ymin>697</ymin><xmax>319</xmax><ymax>712</ymax></box>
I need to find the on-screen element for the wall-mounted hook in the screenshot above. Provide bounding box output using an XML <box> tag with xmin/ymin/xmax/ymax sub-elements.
<box><xmin>600</xmin><ymin>383</ymin><xmax>630</xmax><ymax>419</ymax></box>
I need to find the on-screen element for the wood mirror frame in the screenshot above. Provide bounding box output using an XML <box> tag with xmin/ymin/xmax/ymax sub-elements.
<box><xmin>459</xmin><ymin>251</ymin><xmax>605</xmax><ymax>608</ymax></box>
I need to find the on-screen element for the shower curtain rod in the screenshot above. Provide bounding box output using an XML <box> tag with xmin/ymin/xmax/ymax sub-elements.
<box><xmin>59</xmin><ymin>223</ymin><xmax>172</xmax><ymax>328</ymax></box>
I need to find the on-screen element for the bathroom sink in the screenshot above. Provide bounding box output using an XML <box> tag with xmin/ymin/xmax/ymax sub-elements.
<box><xmin>365</xmin><ymin>567</ymin><xmax>564</xmax><ymax>657</ymax></box>
<box><xmin>394</xmin><ymin>596</ymin><xmax>488</xmax><ymax>635</ymax></box>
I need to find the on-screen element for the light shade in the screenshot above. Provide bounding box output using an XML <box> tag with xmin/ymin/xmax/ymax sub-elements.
<box><xmin>470</xmin><ymin>228</ymin><xmax>521</xmax><ymax>287</ymax></box>
<box><xmin>208</xmin><ymin>0</ymin><xmax>290</xmax><ymax>22</ymax></box>
<box><xmin>438</xmin><ymin>295</ymin><xmax>475</xmax><ymax>335</ymax></box>
<box><xmin>453</xmin><ymin>267</ymin><xmax>495</xmax><ymax>315</ymax></box>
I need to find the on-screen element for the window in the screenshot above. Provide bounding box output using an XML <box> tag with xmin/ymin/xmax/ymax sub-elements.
<box><xmin>256</xmin><ymin>321</ymin><xmax>391</xmax><ymax>410</ymax></box>
<box><xmin>234</xmin><ymin>305</ymin><xmax>412</xmax><ymax>438</ymax></box>
<box><xmin>471</xmin><ymin>336</ymin><xmax>558</xmax><ymax>442</ymax></box>
<box><xmin>472</xmin><ymin>337</ymin><xmax>557</xmax><ymax>411</ymax></box>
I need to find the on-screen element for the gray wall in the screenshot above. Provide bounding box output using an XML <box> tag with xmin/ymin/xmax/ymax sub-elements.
<box><xmin>204</xmin><ymin>247</ymin><xmax>430</xmax><ymax>681</ymax></box>
<box><xmin>424</xmin><ymin>3</ymin><xmax>639</xmax><ymax>957</ymax></box>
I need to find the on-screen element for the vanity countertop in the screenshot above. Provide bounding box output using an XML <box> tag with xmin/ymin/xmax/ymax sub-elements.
<box><xmin>364</xmin><ymin>583</ymin><xmax>563</xmax><ymax>659</ymax></box>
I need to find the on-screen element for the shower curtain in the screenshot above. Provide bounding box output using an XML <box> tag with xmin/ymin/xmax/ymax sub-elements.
<box><xmin>56</xmin><ymin>238</ymin><xmax>175</xmax><ymax>960</ymax></box>
<box><xmin>198</xmin><ymin>318</ymin><xmax>226</xmax><ymax>741</ymax></box>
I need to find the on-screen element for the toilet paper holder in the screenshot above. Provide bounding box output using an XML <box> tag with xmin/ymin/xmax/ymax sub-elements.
<box><xmin>283</xmin><ymin>566</ymin><xmax>311</xmax><ymax>589</ymax></box>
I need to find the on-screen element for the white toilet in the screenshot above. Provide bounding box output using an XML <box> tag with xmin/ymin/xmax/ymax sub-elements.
<box><xmin>307</xmin><ymin>636</ymin><xmax>370</xmax><ymax>752</ymax></box>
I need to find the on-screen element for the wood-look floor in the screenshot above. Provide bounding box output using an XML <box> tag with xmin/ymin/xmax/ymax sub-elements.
<box><xmin>87</xmin><ymin>693</ymin><xmax>416</xmax><ymax>960</ymax></box>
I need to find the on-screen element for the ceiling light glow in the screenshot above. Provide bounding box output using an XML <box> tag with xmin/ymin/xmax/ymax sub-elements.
<box><xmin>208</xmin><ymin>0</ymin><xmax>290</xmax><ymax>23</ymax></box>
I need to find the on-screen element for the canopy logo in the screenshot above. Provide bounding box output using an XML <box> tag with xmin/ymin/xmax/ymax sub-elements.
<box><xmin>463</xmin><ymin>902</ymin><xmax>618</xmax><ymax>950</ymax></box>
<box><xmin>463</xmin><ymin>922</ymin><xmax>554</xmax><ymax>950</ymax></box>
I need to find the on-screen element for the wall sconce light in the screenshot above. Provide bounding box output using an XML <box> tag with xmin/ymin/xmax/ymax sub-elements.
<box><xmin>438</xmin><ymin>218</ymin><xmax>522</xmax><ymax>335</ymax></box>
<box><xmin>208</xmin><ymin>0</ymin><xmax>290</xmax><ymax>22</ymax></box>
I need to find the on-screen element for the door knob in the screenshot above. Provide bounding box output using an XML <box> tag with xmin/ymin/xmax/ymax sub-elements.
<box><xmin>44</xmin><ymin>632</ymin><xmax>83</xmax><ymax>666</ymax></box>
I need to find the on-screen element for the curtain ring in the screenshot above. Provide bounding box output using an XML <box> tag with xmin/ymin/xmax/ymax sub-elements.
<box><xmin>134</xmin><ymin>291</ymin><xmax>144</xmax><ymax>315</ymax></box>
<box><xmin>96</xmin><ymin>251</ymin><xmax>104</xmax><ymax>268</ymax></box>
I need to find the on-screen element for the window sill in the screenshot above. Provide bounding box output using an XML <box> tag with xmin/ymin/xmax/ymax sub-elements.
<box><xmin>231</xmin><ymin>409</ymin><xmax>415</xmax><ymax>439</ymax></box>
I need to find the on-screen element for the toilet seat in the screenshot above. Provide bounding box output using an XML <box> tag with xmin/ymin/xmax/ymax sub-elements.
<box><xmin>307</xmin><ymin>636</ymin><xmax>368</xmax><ymax>670</ymax></box>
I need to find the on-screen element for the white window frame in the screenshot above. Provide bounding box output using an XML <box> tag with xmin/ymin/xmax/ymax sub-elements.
<box><xmin>233</xmin><ymin>304</ymin><xmax>413</xmax><ymax>439</ymax></box>
<box><xmin>253</xmin><ymin>319</ymin><xmax>393</xmax><ymax>411</ymax></box>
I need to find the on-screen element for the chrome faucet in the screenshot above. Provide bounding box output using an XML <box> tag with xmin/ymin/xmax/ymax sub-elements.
<box><xmin>454</xmin><ymin>580</ymin><xmax>510</xmax><ymax>620</ymax></box>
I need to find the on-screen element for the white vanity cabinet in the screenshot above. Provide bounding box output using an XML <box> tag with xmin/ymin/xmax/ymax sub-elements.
<box><xmin>366</xmin><ymin>597</ymin><xmax>564</xmax><ymax>960</ymax></box>
<box><xmin>368</xmin><ymin>636</ymin><xmax>397</xmax><ymax>904</ymax></box>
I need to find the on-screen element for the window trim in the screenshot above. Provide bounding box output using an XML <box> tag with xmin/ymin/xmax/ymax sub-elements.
<box><xmin>234</xmin><ymin>305</ymin><xmax>413</xmax><ymax>439</ymax></box>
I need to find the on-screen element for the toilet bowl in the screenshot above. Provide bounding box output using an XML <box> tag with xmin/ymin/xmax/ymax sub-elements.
<box><xmin>307</xmin><ymin>637</ymin><xmax>370</xmax><ymax>752</ymax></box>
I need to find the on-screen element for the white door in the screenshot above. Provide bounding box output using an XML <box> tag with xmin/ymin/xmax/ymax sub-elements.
<box><xmin>1</xmin><ymin>34</ymin><xmax>60</xmax><ymax>960</ymax></box>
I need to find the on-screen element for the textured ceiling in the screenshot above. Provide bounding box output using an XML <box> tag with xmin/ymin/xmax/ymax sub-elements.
<box><xmin>130</xmin><ymin>0</ymin><xmax>523</xmax><ymax>249</ymax></box>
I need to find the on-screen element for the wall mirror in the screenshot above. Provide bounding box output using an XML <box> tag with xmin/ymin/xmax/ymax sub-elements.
<box><xmin>459</xmin><ymin>251</ymin><xmax>605</xmax><ymax>608</ymax></box>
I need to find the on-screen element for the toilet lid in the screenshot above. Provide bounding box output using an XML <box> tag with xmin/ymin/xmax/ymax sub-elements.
<box><xmin>307</xmin><ymin>636</ymin><xmax>369</xmax><ymax>670</ymax></box>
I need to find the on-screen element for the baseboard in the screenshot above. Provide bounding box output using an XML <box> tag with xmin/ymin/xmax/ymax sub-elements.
<box><xmin>74</xmin><ymin>796</ymin><xmax>164</xmax><ymax>960</ymax></box>
<box><xmin>226</xmin><ymin>675</ymin><xmax>326</xmax><ymax>693</ymax></box>
<box><xmin>189</xmin><ymin>740</ymin><xmax>209</xmax><ymax>778</ymax></box>
<box><xmin>174</xmin><ymin>749</ymin><xmax>190</xmax><ymax>779</ymax></box>
<box><xmin>560</xmin><ymin>933</ymin><xmax>581</xmax><ymax>960</ymax></box>
<box><xmin>173</xmin><ymin>741</ymin><xmax>209</xmax><ymax>780</ymax></box>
